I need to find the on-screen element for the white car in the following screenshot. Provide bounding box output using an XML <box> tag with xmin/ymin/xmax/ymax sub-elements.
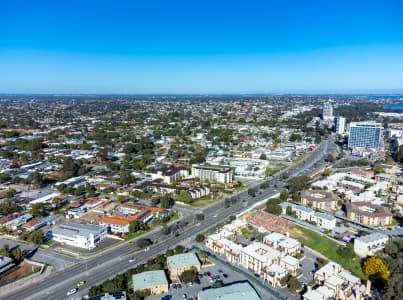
<box><xmin>67</xmin><ymin>288</ymin><xmax>78</xmax><ymax>296</ymax></box>
<box><xmin>129</xmin><ymin>257</ymin><xmax>136</xmax><ymax>263</ymax></box>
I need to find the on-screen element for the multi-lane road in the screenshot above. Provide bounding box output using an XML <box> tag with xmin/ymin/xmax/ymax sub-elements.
<box><xmin>3</xmin><ymin>138</ymin><xmax>334</xmax><ymax>300</ymax></box>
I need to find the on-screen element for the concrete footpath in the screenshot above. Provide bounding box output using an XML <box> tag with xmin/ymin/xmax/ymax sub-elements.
<box><xmin>0</xmin><ymin>265</ymin><xmax>53</xmax><ymax>297</ymax></box>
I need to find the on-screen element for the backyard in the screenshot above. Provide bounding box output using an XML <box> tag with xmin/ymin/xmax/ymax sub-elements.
<box><xmin>291</xmin><ymin>225</ymin><xmax>366</xmax><ymax>279</ymax></box>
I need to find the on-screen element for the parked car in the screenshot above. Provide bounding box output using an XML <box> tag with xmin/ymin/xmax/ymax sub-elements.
<box><xmin>67</xmin><ymin>288</ymin><xmax>78</xmax><ymax>296</ymax></box>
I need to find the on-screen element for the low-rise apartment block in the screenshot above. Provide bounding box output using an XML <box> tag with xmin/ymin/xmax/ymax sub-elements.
<box><xmin>263</xmin><ymin>232</ymin><xmax>301</xmax><ymax>256</ymax></box>
<box><xmin>239</xmin><ymin>242</ymin><xmax>281</xmax><ymax>275</ymax></box>
<box><xmin>301</xmin><ymin>190</ymin><xmax>340</xmax><ymax>211</ymax></box>
<box><xmin>205</xmin><ymin>234</ymin><xmax>241</xmax><ymax>264</ymax></box>
<box><xmin>132</xmin><ymin>270</ymin><xmax>169</xmax><ymax>295</ymax></box>
<box><xmin>346</xmin><ymin>202</ymin><xmax>393</xmax><ymax>226</ymax></box>
<box><xmin>304</xmin><ymin>261</ymin><xmax>371</xmax><ymax>300</ymax></box>
<box><xmin>100</xmin><ymin>215</ymin><xmax>137</xmax><ymax>234</ymax></box>
<box><xmin>354</xmin><ymin>233</ymin><xmax>389</xmax><ymax>257</ymax></box>
<box><xmin>167</xmin><ymin>253</ymin><xmax>201</xmax><ymax>279</ymax></box>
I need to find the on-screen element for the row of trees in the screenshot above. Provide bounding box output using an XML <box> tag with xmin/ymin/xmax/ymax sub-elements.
<box><xmin>88</xmin><ymin>245</ymin><xmax>186</xmax><ymax>299</ymax></box>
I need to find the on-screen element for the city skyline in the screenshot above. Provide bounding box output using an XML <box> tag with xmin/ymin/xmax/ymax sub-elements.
<box><xmin>1</xmin><ymin>0</ymin><xmax>403</xmax><ymax>94</ymax></box>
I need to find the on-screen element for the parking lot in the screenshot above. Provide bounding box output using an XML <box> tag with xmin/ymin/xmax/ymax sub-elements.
<box><xmin>146</xmin><ymin>263</ymin><xmax>271</xmax><ymax>300</ymax></box>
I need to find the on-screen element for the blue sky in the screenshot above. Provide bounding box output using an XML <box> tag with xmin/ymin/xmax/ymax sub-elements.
<box><xmin>1</xmin><ymin>0</ymin><xmax>403</xmax><ymax>94</ymax></box>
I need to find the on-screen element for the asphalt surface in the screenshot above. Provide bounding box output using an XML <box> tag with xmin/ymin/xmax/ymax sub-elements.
<box><xmin>3</xmin><ymin>138</ymin><xmax>333</xmax><ymax>300</ymax></box>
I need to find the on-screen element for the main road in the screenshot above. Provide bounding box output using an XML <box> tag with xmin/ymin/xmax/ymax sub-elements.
<box><xmin>3</xmin><ymin>137</ymin><xmax>335</xmax><ymax>300</ymax></box>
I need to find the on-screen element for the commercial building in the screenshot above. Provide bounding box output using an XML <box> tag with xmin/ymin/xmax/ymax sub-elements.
<box><xmin>52</xmin><ymin>222</ymin><xmax>107</xmax><ymax>250</ymax></box>
<box><xmin>345</xmin><ymin>202</ymin><xmax>393</xmax><ymax>226</ymax></box>
<box><xmin>301</xmin><ymin>190</ymin><xmax>340</xmax><ymax>211</ymax></box>
<box><xmin>132</xmin><ymin>270</ymin><xmax>169</xmax><ymax>295</ymax></box>
<box><xmin>167</xmin><ymin>253</ymin><xmax>201</xmax><ymax>279</ymax></box>
<box><xmin>348</xmin><ymin>121</ymin><xmax>384</xmax><ymax>159</ymax></box>
<box><xmin>0</xmin><ymin>255</ymin><xmax>15</xmax><ymax>274</ymax></box>
<box><xmin>335</xmin><ymin>116</ymin><xmax>346</xmax><ymax>135</ymax></box>
<box><xmin>197</xmin><ymin>282</ymin><xmax>260</xmax><ymax>300</ymax></box>
<box><xmin>191</xmin><ymin>164</ymin><xmax>233</xmax><ymax>184</ymax></box>
<box><xmin>354</xmin><ymin>233</ymin><xmax>389</xmax><ymax>257</ymax></box>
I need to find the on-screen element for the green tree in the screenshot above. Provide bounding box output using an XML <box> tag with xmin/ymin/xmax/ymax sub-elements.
<box><xmin>373</xmin><ymin>164</ymin><xmax>384</xmax><ymax>174</ymax></box>
<box><xmin>174</xmin><ymin>245</ymin><xmax>184</xmax><ymax>254</ymax></box>
<box><xmin>137</xmin><ymin>238</ymin><xmax>152</xmax><ymax>248</ymax></box>
<box><xmin>288</xmin><ymin>176</ymin><xmax>310</xmax><ymax>193</ymax></box>
<box><xmin>397</xmin><ymin>145</ymin><xmax>403</xmax><ymax>163</ymax></box>
<box><xmin>28</xmin><ymin>170</ymin><xmax>43</xmax><ymax>187</ymax></box>
<box><xmin>322</xmin><ymin>169</ymin><xmax>332</xmax><ymax>176</ymax></box>
<box><xmin>129</xmin><ymin>220</ymin><xmax>148</xmax><ymax>233</ymax></box>
<box><xmin>195</xmin><ymin>234</ymin><xmax>205</xmax><ymax>243</ymax></box>
<box><xmin>280</xmin><ymin>189</ymin><xmax>289</xmax><ymax>202</ymax></box>
<box><xmin>179</xmin><ymin>268</ymin><xmax>198</xmax><ymax>283</ymax></box>
<box><xmin>266</xmin><ymin>202</ymin><xmax>282</xmax><ymax>215</ymax></box>
<box><xmin>176</xmin><ymin>190</ymin><xmax>193</xmax><ymax>203</ymax></box>
<box><xmin>286</xmin><ymin>205</ymin><xmax>294</xmax><ymax>216</ymax></box>
<box><xmin>11</xmin><ymin>247</ymin><xmax>23</xmax><ymax>262</ymax></box>
<box><xmin>30</xmin><ymin>203</ymin><xmax>46</xmax><ymax>217</ymax></box>
<box><xmin>0</xmin><ymin>199</ymin><xmax>19</xmax><ymax>214</ymax></box>
<box><xmin>288</xmin><ymin>276</ymin><xmax>302</xmax><ymax>293</ymax></box>
<box><xmin>96</xmin><ymin>148</ymin><xmax>108</xmax><ymax>161</ymax></box>
<box><xmin>326</xmin><ymin>154</ymin><xmax>335</xmax><ymax>163</ymax></box>
<box><xmin>0</xmin><ymin>245</ymin><xmax>10</xmax><ymax>257</ymax></box>
<box><xmin>119</xmin><ymin>170</ymin><xmax>133</xmax><ymax>185</ymax></box>
<box><xmin>212</xmin><ymin>281</ymin><xmax>223</xmax><ymax>288</ymax></box>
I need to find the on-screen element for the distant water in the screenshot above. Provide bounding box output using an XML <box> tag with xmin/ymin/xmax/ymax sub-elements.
<box><xmin>384</xmin><ymin>103</ymin><xmax>403</xmax><ymax>110</ymax></box>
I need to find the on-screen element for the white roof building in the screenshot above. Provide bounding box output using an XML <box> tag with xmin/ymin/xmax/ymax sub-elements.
<box><xmin>52</xmin><ymin>222</ymin><xmax>107</xmax><ymax>250</ymax></box>
<box><xmin>354</xmin><ymin>233</ymin><xmax>389</xmax><ymax>257</ymax></box>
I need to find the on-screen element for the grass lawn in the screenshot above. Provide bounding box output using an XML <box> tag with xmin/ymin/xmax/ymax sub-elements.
<box><xmin>123</xmin><ymin>229</ymin><xmax>150</xmax><ymax>241</ymax></box>
<box><xmin>291</xmin><ymin>225</ymin><xmax>366</xmax><ymax>280</ymax></box>
<box><xmin>177</xmin><ymin>195</ymin><xmax>224</xmax><ymax>208</ymax></box>
<box><xmin>294</xmin><ymin>153</ymin><xmax>308</xmax><ymax>162</ymax></box>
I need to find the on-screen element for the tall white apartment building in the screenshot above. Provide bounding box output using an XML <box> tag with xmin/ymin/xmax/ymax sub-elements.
<box><xmin>191</xmin><ymin>164</ymin><xmax>233</xmax><ymax>184</ymax></box>
<box><xmin>322</xmin><ymin>102</ymin><xmax>334</xmax><ymax>121</ymax></box>
<box><xmin>335</xmin><ymin>116</ymin><xmax>346</xmax><ymax>135</ymax></box>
